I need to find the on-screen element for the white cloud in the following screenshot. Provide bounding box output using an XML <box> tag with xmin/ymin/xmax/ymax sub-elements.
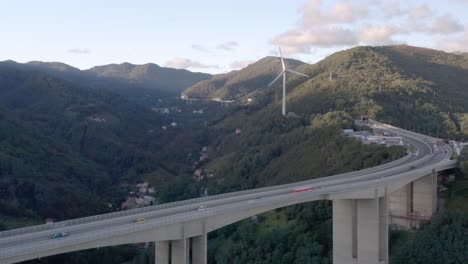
<box><xmin>165</xmin><ymin>57</ymin><xmax>218</xmax><ymax>69</ymax></box>
<box><xmin>384</xmin><ymin>1</ymin><xmax>405</xmax><ymax>18</ymax></box>
<box><xmin>431</xmin><ymin>14</ymin><xmax>464</xmax><ymax>34</ymax></box>
<box><xmin>409</xmin><ymin>4</ymin><xmax>432</xmax><ymax>20</ymax></box>
<box><xmin>68</xmin><ymin>48</ymin><xmax>90</xmax><ymax>54</ymax></box>
<box><xmin>216</xmin><ymin>41</ymin><xmax>238</xmax><ymax>51</ymax></box>
<box><xmin>359</xmin><ymin>24</ymin><xmax>399</xmax><ymax>44</ymax></box>
<box><xmin>330</xmin><ymin>2</ymin><xmax>368</xmax><ymax>23</ymax></box>
<box><xmin>191</xmin><ymin>44</ymin><xmax>209</xmax><ymax>52</ymax></box>
<box><xmin>437</xmin><ymin>32</ymin><xmax>468</xmax><ymax>52</ymax></box>
<box><xmin>229</xmin><ymin>60</ymin><xmax>254</xmax><ymax>70</ymax></box>
<box><xmin>271</xmin><ymin>0</ymin><xmax>466</xmax><ymax>54</ymax></box>
<box><xmin>272</xmin><ymin>27</ymin><xmax>358</xmax><ymax>52</ymax></box>
<box><xmin>300</xmin><ymin>0</ymin><xmax>369</xmax><ymax>26</ymax></box>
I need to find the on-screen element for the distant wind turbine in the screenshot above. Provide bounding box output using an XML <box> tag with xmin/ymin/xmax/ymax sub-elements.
<box><xmin>268</xmin><ymin>47</ymin><xmax>309</xmax><ymax>116</ymax></box>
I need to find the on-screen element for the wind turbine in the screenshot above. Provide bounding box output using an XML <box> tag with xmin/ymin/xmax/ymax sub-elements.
<box><xmin>268</xmin><ymin>47</ymin><xmax>309</xmax><ymax>116</ymax></box>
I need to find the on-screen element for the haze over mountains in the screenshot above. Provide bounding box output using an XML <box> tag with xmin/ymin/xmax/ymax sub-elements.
<box><xmin>0</xmin><ymin>60</ymin><xmax>212</xmax><ymax>97</ymax></box>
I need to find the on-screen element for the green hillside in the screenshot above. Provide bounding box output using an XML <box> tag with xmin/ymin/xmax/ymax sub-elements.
<box><xmin>1</xmin><ymin>44</ymin><xmax>467</xmax><ymax>264</ymax></box>
<box><xmin>184</xmin><ymin>45</ymin><xmax>468</xmax><ymax>140</ymax></box>
<box><xmin>0</xmin><ymin>65</ymin><xmax>201</xmax><ymax>223</ymax></box>
<box><xmin>88</xmin><ymin>62</ymin><xmax>211</xmax><ymax>95</ymax></box>
<box><xmin>0</xmin><ymin>60</ymin><xmax>211</xmax><ymax>99</ymax></box>
<box><xmin>183</xmin><ymin>57</ymin><xmax>306</xmax><ymax>100</ymax></box>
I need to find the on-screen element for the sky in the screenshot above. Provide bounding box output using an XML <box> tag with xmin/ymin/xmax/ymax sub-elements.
<box><xmin>1</xmin><ymin>0</ymin><xmax>468</xmax><ymax>74</ymax></box>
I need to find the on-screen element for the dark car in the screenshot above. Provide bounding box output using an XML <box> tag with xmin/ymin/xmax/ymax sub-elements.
<box><xmin>51</xmin><ymin>232</ymin><xmax>69</xmax><ymax>239</ymax></box>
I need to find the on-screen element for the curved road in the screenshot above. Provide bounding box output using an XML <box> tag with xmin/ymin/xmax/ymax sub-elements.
<box><xmin>0</xmin><ymin>120</ymin><xmax>456</xmax><ymax>263</ymax></box>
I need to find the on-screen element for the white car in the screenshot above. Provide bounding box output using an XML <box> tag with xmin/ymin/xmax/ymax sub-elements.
<box><xmin>197</xmin><ymin>205</ymin><xmax>207</xmax><ymax>211</ymax></box>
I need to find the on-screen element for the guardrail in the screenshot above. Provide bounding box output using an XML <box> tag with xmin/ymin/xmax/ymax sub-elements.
<box><xmin>0</xmin><ymin>126</ymin><xmax>458</xmax><ymax>261</ymax></box>
<box><xmin>0</xmin><ymin>189</ymin><xmax>326</xmax><ymax>259</ymax></box>
<box><xmin>0</xmin><ymin>139</ymin><xmax>415</xmax><ymax>239</ymax></box>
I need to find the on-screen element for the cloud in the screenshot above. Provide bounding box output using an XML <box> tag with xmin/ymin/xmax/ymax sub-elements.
<box><xmin>216</xmin><ymin>41</ymin><xmax>238</xmax><ymax>51</ymax></box>
<box><xmin>68</xmin><ymin>48</ymin><xmax>90</xmax><ymax>54</ymax></box>
<box><xmin>437</xmin><ymin>32</ymin><xmax>468</xmax><ymax>52</ymax></box>
<box><xmin>229</xmin><ymin>60</ymin><xmax>254</xmax><ymax>70</ymax></box>
<box><xmin>273</xmin><ymin>27</ymin><xmax>358</xmax><ymax>52</ymax></box>
<box><xmin>300</xmin><ymin>0</ymin><xmax>369</xmax><ymax>26</ymax></box>
<box><xmin>191</xmin><ymin>44</ymin><xmax>209</xmax><ymax>53</ymax></box>
<box><xmin>165</xmin><ymin>57</ymin><xmax>218</xmax><ymax>69</ymax></box>
<box><xmin>384</xmin><ymin>1</ymin><xmax>405</xmax><ymax>18</ymax></box>
<box><xmin>359</xmin><ymin>24</ymin><xmax>399</xmax><ymax>44</ymax></box>
<box><xmin>431</xmin><ymin>14</ymin><xmax>464</xmax><ymax>34</ymax></box>
<box><xmin>409</xmin><ymin>4</ymin><xmax>432</xmax><ymax>20</ymax></box>
<box><xmin>271</xmin><ymin>0</ymin><xmax>466</xmax><ymax>54</ymax></box>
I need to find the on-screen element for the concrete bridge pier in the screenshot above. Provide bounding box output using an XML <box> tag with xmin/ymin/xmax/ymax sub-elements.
<box><xmin>155</xmin><ymin>233</ymin><xmax>207</xmax><ymax>264</ymax></box>
<box><xmin>333</xmin><ymin>196</ymin><xmax>389</xmax><ymax>264</ymax></box>
<box><xmin>155</xmin><ymin>241</ymin><xmax>169</xmax><ymax>264</ymax></box>
<box><xmin>192</xmin><ymin>233</ymin><xmax>208</xmax><ymax>264</ymax></box>
<box><xmin>389</xmin><ymin>172</ymin><xmax>437</xmax><ymax>229</ymax></box>
<box><xmin>172</xmin><ymin>238</ymin><xmax>189</xmax><ymax>264</ymax></box>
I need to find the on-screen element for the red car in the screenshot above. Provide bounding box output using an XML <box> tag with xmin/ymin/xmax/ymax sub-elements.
<box><xmin>292</xmin><ymin>187</ymin><xmax>316</xmax><ymax>193</ymax></box>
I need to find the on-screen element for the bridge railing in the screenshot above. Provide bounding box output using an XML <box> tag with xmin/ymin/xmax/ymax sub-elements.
<box><xmin>0</xmin><ymin>149</ymin><xmax>413</xmax><ymax>239</ymax></box>
<box><xmin>0</xmin><ymin>124</ymin><xmax>434</xmax><ymax>239</ymax></box>
<box><xmin>0</xmin><ymin>189</ymin><xmax>327</xmax><ymax>259</ymax></box>
<box><xmin>0</xmin><ymin>136</ymin><xmax>454</xmax><ymax>259</ymax></box>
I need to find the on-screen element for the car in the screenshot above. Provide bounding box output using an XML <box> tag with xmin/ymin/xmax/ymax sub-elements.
<box><xmin>292</xmin><ymin>187</ymin><xmax>316</xmax><ymax>193</ymax></box>
<box><xmin>197</xmin><ymin>205</ymin><xmax>207</xmax><ymax>211</ymax></box>
<box><xmin>135</xmin><ymin>217</ymin><xmax>145</xmax><ymax>224</ymax></box>
<box><xmin>51</xmin><ymin>232</ymin><xmax>69</xmax><ymax>239</ymax></box>
<box><xmin>410</xmin><ymin>165</ymin><xmax>416</xmax><ymax>170</ymax></box>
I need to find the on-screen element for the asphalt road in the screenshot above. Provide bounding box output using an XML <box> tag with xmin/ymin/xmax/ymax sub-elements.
<box><xmin>0</xmin><ymin>121</ymin><xmax>454</xmax><ymax>260</ymax></box>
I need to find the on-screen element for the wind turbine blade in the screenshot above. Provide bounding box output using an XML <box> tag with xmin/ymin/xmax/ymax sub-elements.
<box><xmin>279</xmin><ymin>47</ymin><xmax>285</xmax><ymax>70</ymax></box>
<box><xmin>287</xmin><ymin>69</ymin><xmax>309</xmax><ymax>78</ymax></box>
<box><xmin>268</xmin><ymin>71</ymin><xmax>285</xmax><ymax>87</ymax></box>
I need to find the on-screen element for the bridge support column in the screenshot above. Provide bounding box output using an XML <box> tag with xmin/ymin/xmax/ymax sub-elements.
<box><xmin>356</xmin><ymin>196</ymin><xmax>388</xmax><ymax>264</ymax></box>
<box><xmin>389</xmin><ymin>172</ymin><xmax>437</xmax><ymax>229</ymax></box>
<box><xmin>413</xmin><ymin>172</ymin><xmax>437</xmax><ymax>219</ymax></box>
<box><xmin>155</xmin><ymin>241</ymin><xmax>169</xmax><ymax>264</ymax></box>
<box><xmin>192</xmin><ymin>233</ymin><xmax>207</xmax><ymax>264</ymax></box>
<box><xmin>172</xmin><ymin>238</ymin><xmax>189</xmax><ymax>264</ymax></box>
<box><xmin>333</xmin><ymin>196</ymin><xmax>388</xmax><ymax>264</ymax></box>
<box><xmin>333</xmin><ymin>199</ymin><xmax>357</xmax><ymax>263</ymax></box>
<box><xmin>389</xmin><ymin>184</ymin><xmax>411</xmax><ymax>228</ymax></box>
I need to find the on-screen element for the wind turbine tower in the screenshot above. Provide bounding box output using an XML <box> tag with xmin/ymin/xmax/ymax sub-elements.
<box><xmin>268</xmin><ymin>47</ymin><xmax>309</xmax><ymax>116</ymax></box>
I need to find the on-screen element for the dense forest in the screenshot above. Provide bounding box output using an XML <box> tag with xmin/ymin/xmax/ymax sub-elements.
<box><xmin>1</xmin><ymin>45</ymin><xmax>467</xmax><ymax>264</ymax></box>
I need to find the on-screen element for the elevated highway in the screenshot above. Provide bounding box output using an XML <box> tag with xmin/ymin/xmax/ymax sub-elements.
<box><xmin>0</xmin><ymin>121</ymin><xmax>458</xmax><ymax>264</ymax></box>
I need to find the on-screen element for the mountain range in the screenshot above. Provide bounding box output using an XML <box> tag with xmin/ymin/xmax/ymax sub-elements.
<box><xmin>0</xmin><ymin>60</ymin><xmax>211</xmax><ymax>98</ymax></box>
<box><xmin>0</xmin><ymin>44</ymin><xmax>467</xmax><ymax>263</ymax></box>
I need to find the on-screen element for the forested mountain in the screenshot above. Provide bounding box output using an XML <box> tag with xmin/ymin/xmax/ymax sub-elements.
<box><xmin>1</xmin><ymin>44</ymin><xmax>467</xmax><ymax>264</ymax></box>
<box><xmin>185</xmin><ymin>45</ymin><xmax>468</xmax><ymax>140</ymax></box>
<box><xmin>0</xmin><ymin>65</ymin><xmax>203</xmax><ymax>223</ymax></box>
<box><xmin>183</xmin><ymin>45</ymin><xmax>468</xmax><ymax>264</ymax></box>
<box><xmin>88</xmin><ymin>62</ymin><xmax>211</xmax><ymax>94</ymax></box>
<box><xmin>183</xmin><ymin>57</ymin><xmax>306</xmax><ymax>100</ymax></box>
<box><xmin>0</xmin><ymin>60</ymin><xmax>211</xmax><ymax>98</ymax></box>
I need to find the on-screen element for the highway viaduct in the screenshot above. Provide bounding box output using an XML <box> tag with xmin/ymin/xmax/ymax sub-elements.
<box><xmin>0</xmin><ymin>121</ymin><xmax>458</xmax><ymax>264</ymax></box>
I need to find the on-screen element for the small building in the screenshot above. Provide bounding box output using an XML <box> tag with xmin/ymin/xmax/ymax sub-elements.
<box><xmin>235</xmin><ymin>128</ymin><xmax>242</xmax><ymax>135</ymax></box>
<box><xmin>136</xmin><ymin>182</ymin><xmax>149</xmax><ymax>193</ymax></box>
<box><xmin>170</xmin><ymin>122</ymin><xmax>177</xmax><ymax>127</ymax></box>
